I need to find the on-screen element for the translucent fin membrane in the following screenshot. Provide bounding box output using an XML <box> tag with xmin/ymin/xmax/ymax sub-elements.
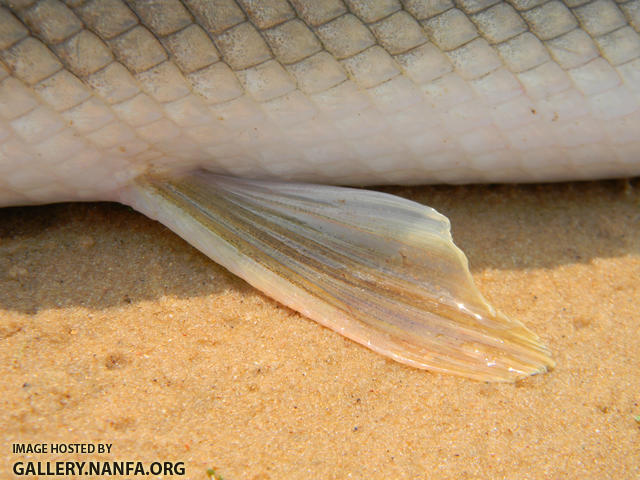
<box><xmin>123</xmin><ymin>171</ymin><xmax>554</xmax><ymax>382</ymax></box>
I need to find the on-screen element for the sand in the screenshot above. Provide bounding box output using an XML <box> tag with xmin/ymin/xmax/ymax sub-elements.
<box><xmin>1</xmin><ymin>180</ymin><xmax>639</xmax><ymax>479</ymax></box>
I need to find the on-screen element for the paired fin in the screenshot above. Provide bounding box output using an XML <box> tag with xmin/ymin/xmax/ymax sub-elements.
<box><xmin>122</xmin><ymin>171</ymin><xmax>554</xmax><ymax>382</ymax></box>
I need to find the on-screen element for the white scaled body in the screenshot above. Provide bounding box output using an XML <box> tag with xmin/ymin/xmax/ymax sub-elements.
<box><xmin>0</xmin><ymin>0</ymin><xmax>639</xmax><ymax>206</ymax></box>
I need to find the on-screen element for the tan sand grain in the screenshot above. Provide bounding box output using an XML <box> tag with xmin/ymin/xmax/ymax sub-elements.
<box><xmin>1</xmin><ymin>180</ymin><xmax>639</xmax><ymax>479</ymax></box>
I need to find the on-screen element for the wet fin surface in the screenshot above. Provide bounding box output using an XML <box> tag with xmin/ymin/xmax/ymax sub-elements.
<box><xmin>121</xmin><ymin>171</ymin><xmax>554</xmax><ymax>382</ymax></box>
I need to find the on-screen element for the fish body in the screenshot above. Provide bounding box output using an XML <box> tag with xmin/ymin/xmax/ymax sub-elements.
<box><xmin>2</xmin><ymin>0</ymin><xmax>638</xmax><ymax>381</ymax></box>
<box><xmin>0</xmin><ymin>0</ymin><xmax>639</xmax><ymax>206</ymax></box>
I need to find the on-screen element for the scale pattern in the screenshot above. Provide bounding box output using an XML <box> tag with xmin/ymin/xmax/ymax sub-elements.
<box><xmin>0</xmin><ymin>0</ymin><xmax>639</xmax><ymax>204</ymax></box>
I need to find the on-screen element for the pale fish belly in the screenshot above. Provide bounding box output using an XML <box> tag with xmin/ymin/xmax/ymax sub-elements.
<box><xmin>0</xmin><ymin>0</ymin><xmax>638</xmax><ymax>206</ymax></box>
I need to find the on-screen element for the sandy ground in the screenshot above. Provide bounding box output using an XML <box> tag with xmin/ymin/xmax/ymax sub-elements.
<box><xmin>1</xmin><ymin>180</ymin><xmax>639</xmax><ymax>479</ymax></box>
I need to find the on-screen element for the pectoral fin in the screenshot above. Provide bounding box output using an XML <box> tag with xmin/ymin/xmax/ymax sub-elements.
<box><xmin>121</xmin><ymin>171</ymin><xmax>554</xmax><ymax>382</ymax></box>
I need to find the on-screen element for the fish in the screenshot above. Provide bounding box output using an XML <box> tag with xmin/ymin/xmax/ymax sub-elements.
<box><xmin>1</xmin><ymin>0</ymin><xmax>638</xmax><ymax>382</ymax></box>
